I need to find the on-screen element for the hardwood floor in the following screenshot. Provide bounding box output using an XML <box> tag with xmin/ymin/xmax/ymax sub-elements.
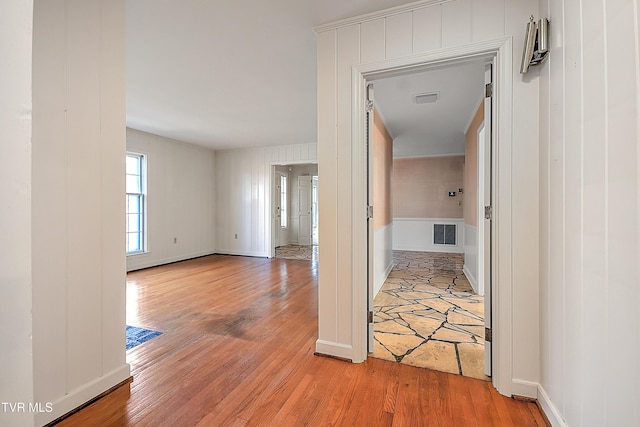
<box><xmin>55</xmin><ymin>255</ymin><xmax>546</xmax><ymax>426</ymax></box>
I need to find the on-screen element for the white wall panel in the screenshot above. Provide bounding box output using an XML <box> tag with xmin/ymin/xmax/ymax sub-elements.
<box><xmin>100</xmin><ymin>0</ymin><xmax>128</xmax><ymax>375</ymax></box>
<box><xmin>471</xmin><ymin>0</ymin><xmax>504</xmax><ymax>42</ymax></box>
<box><xmin>546</xmin><ymin>0</ymin><xmax>565</xmax><ymax>413</ymax></box>
<box><xmin>31</xmin><ymin>1</ymin><xmax>129</xmax><ymax>424</ymax></box>
<box><xmin>385</xmin><ymin>12</ymin><xmax>412</xmax><ymax>59</ymax></box>
<box><xmin>66</xmin><ymin>0</ymin><xmax>103</xmax><ymax>389</ymax></box>
<box><xmin>562</xmin><ymin>0</ymin><xmax>583</xmax><ymax>423</ymax></box>
<box><xmin>336</xmin><ymin>24</ymin><xmax>360</xmax><ymax>346</ymax></box>
<box><xmin>316</xmin><ymin>29</ymin><xmax>339</xmax><ymax>345</ymax></box>
<box><xmin>441</xmin><ymin>0</ymin><xmax>471</xmax><ymax>48</ymax></box>
<box><xmin>361</xmin><ymin>18</ymin><xmax>386</xmax><ymax>64</ymax></box>
<box><xmin>215</xmin><ymin>143</ymin><xmax>318</xmax><ymax>258</ymax></box>
<box><xmin>538</xmin><ymin>0</ymin><xmax>640</xmax><ymax>425</ymax></box>
<box><xmin>603</xmin><ymin>1</ymin><xmax>639</xmax><ymax>424</ymax></box>
<box><xmin>31</xmin><ymin>0</ymin><xmax>68</xmax><ymax>407</ymax></box>
<box><xmin>412</xmin><ymin>5</ymin><xmax>442</xmax><ymax>53</ymax></box>
<box><xmin>504</xmin><ymin>0</ymin><xmax>540</xmax><ymax>394</ymax></box>
<box><xmin>126</xmin><ymin>129</ymin><xmax>216</xmax><ymax>271</ymax></box>
<box><xmin>0</xmin><ymin>1</ymin><xmax>34</xmax><ymax>425</ymax></box>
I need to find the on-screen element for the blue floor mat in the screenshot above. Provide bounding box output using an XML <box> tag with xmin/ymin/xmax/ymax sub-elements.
<box><xmin>126</xmin><ymin>325</ymin><xmax>162</xmax><ymax>350</ymax></box>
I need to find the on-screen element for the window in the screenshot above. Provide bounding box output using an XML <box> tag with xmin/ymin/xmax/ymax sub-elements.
<box><xmin>280</xmin><ymin>175</ymin><xmax>287</xmax><ymax>228</ymax></box>
<box><xmin>126</xmin><ymin>153</ymin><xmax>146</xmax><ymax>254</ymax></box>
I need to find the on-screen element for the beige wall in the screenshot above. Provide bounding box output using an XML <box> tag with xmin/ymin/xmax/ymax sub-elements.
<box><xmin>373</xmin><ymin>109</ymin><xmax>392</xmax><ymax>228</ymax></box>
<box><xmin>393</xmin><ymin>156</ymin><xmax>464</xmax><ymax>219</ymax></box>
<box><xmin>464</xmin><ymin>102</ymin><xmax>484</xmax><ymax>227</ymax></box>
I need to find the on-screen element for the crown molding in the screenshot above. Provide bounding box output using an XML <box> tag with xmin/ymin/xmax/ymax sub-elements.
<box><xmin>313</xmin><ymin>0</ymin><xmax>453</xmax><ymax>34</ymax></box>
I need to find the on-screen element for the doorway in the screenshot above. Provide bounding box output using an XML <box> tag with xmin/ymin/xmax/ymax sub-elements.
<box><xmin>365</xmin><ymin>59</ymin><xmax>494</xmax><ymax>380</ymax></box>
<box><xmin>271</xmin><ymin>163</ymin><xmax>319</xmax><ymax>261</ymax></box>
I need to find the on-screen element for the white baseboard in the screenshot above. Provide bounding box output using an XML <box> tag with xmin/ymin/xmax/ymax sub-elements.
<box><xmin>392</xmin><ymin>244</ymin><xmax>465</xmax><ymax>254</ymax></box>
<box><xmin>537</xmin><ymin>384</ymin><xmax>566</xmax><ymax>427</ymax></box>
<box><xmin>315</xmin><ymin>340</ymin><xmax>353</xmax><ymax>361</ymax></box>
<box><xmin>127</xmin><ymin>250</ymin><xmax>216</xmax><ymax>271</ymax></box>
<box><xmin>214</xmin><ymin>249</ymin><xmax>269</xmax><ymax>258</ymax></box>
<box><xmin>35</xmin><ymin>363</ymin><xmax>131</xmax><ymax>426</ymax></box>
<box><xmin>374</xmin><ymin>260</ymin><xmax>394</xmax><ymax>298</ymax></box>
<box><xmin>463</xmin><ymin>264</ymin><xmax>478</xmax><ymax>294</ymax></box>
<box><xmin>511</xmin><ymin>379</ymin><xmax>538</xmax><ymax>399</ymax></box>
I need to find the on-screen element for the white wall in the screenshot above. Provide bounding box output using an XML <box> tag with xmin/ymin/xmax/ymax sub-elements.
<box><xmin>315</xmin><ymin>0</ymin><xmax>540</xmax><ymax>397</ymax></box>
<box><xmin>126</xmin><ymin>129</ymin><xmax>216</xmax><ymax>271</ymax></box>
<box><xmin>538</xmin><ymin>0</ymin><xmax>640</xmax><ymax>425</ymax></box>
<box><xmin>31</xmin><ymin>1</ymin><xmax>130</xmax><ymax>425</ymax></box>
<box><xmin>0</xmin><ymin>1</ymin><xmax>34</xmax><ymax>426</ymax></box>
<box><xmin>216</xmin><ymin>144</ymin><xmax>317</xmax><ymax>257</ymax></box>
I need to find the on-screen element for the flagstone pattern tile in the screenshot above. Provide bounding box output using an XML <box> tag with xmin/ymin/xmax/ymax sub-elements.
<box><xmin>372</xmin><ymin>251</ymin><xmax>490</xmax><ymax>381</ymax></box>
<box><xmin>275</xmin><ymin>244</ymin><xmax>318</xmax><ymax>261</ymax></box>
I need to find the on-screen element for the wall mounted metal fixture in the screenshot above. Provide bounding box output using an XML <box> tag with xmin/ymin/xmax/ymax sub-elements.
<box><xmin>520</xmin><ymin>16</ymin><xmax>549</xmax><ymax>74</ymax></box>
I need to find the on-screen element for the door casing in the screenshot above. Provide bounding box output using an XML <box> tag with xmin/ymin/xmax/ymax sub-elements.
<box><xmin>353</xmin><ymin>37</ymin><xmax>513</xmax><ymax>396</ymax></box>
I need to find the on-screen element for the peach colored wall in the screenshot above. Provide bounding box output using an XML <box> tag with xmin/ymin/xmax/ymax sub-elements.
<box><xmin>373</xmin><ymin>109</ymin><xmax>392</xmax><ymax>228</ymax></box>
<box><xmin>393</xmin><ymin>156</ymin><xmax>464</xmax><ymax>219</ymax></box>
<box><xmin>464</xmin><ymin>102</ymin><xmax>484</xmax><ymax>227</ymax></box>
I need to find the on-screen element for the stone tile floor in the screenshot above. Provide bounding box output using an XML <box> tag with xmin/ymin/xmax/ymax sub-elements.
<box><xmin>372</xmin><ymin>251</ymin><xmax>489</xmax><ymax>381</ymax></box>
<box><xmin>275</xmin><ymin>244</ymin><xmax>318</xmax><ymax>261</ymax></box>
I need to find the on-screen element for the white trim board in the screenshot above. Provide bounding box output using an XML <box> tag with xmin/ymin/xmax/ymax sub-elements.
<box><xmin>315</xmin><ymin>340</ymin><xmax>354</xmax><ymax>361</ymax></box>
<box><xmin>35</xmin><ymin>364</ymin><xmax>130</xmax><ymax>426</ymax></box>
<box><xmin>463</xmin><ymin>264</ymin><xmax>478</xmax><ymax>293</ymax></box>
<box><xmin>537</xmin><ymin>385</ymin><xmax>567</xmax><ymax>427</ymax></box>
<box><xmin>313</xmin><ymin>0</ymin><xmax>452</xmax><ymax>33</ymax></box>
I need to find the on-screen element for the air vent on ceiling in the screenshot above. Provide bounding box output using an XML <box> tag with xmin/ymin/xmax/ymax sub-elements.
<box><xmin>413</xmin><ymin>91</ymin><xmax>439</xmax><ymax>104</ymax></box>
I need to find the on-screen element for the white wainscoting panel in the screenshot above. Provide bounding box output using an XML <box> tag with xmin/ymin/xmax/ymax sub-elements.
<box><xmin>393</xmin><ymin>218</ymin><xmax>464</xmax><ymax>254</ymax></box>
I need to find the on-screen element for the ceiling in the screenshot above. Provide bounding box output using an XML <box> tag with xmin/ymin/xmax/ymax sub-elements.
<box><xmin>373</xmin><ymin>61</ymin><xmax>486</xmax><ymax>158</ymax></box>
<box><xmin>126</xmin><ymin>0</ymin><xmax>411</xmax><ymax>150</ymax></box>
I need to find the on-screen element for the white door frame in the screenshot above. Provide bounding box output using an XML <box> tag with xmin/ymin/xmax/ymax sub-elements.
<box><xmin>274</xmin><ymin>170</ymin><xmax>287</xmax><ymax>248</ymax></box>
<box><xmin>297</xmin><ymin>175</ymin><xmax>313</xmax><ymax>245</ymax></box>
<box><xmin>351</xmin><ymin>37</ymin><xmax>513</xmax><ymax>396</ymax></box>
<box><xmin>269</xmin><ymin>161</ymin><xmax>319</xmax><ymax>258</ymax></box>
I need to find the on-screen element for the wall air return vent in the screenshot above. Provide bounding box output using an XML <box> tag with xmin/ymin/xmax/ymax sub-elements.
<box><xmin>434</xmin><ymin>224</ymin><xmax>456</xmax><ymax>245</ymax></box>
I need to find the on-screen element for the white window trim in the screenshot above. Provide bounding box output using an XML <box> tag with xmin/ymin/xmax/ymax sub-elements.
<box><xmin>126</xmin><ymin>152</ymin><xmax>148</xmax><ymax>256</ymax></box>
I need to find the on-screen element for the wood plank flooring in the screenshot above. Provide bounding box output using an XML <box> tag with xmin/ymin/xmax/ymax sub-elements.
<box><xmin>55</xmin><ymin>255</ymin><xmax>546</xmax><ymax>426</ymax></box>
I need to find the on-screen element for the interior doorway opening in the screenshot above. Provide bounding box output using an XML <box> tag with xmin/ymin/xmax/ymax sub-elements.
<box><xmin>271</xmin><ymin>162</ymin><xmax>319</xmax><ymax>261</ymax></box>
<box><xmin>365</xmin><ymin>58</ymin><xmax>494</xmax><ymax>381</ymax></box>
